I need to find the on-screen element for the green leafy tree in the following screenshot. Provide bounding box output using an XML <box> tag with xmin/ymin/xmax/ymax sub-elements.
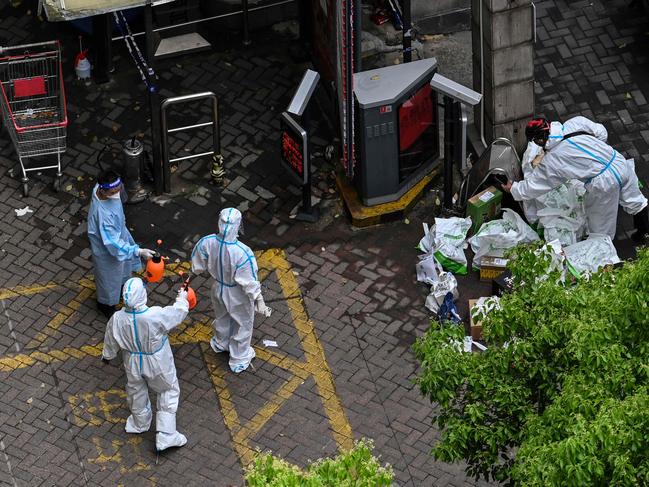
<box><xmin>245</xmin><ymin>439</ymin><xmax>393</xmax><ymax>486</ymax></box>
<box><xmin>413</xmin><ymin>243</ymin><xmax>649</xmax><ymax>486</ymax></box>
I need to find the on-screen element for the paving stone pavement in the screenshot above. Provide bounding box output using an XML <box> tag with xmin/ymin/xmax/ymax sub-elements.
<box><xmin>1</xmin><ymin>1</ymin><xmax>648</xmax><ymax>486</ymax></box>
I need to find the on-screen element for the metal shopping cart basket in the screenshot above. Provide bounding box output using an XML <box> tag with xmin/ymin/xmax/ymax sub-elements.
<box><xmin>0</xmin><ymin>41</ymin><xmax>68</xmax><ymax>197</ymax></box>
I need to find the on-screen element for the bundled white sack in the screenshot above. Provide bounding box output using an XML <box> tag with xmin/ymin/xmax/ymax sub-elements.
<box><xmin>416</xmin><ymin>252</ymin><xmax>443</xmax><ymax>285</ymax></box>
<box><xmin>536</xmin><ymin>180</ymin><xmax>587</xmax><ymax>246</ymax></box>
<box><xmin>431</xmin><ymin>217</ymin><xmax>472</xmax><ymax>275</ymax></box>
<box><xmin>470</xmin><ymin>209</ymin><xmax>540</xmax><ymax>268</ymax></box>
<box><xmin>563</xmin><ymin>233</ymin><xmax>620</xmax><ymax>277</ymax></box>
<box><xmin>425</xmin><ymin>272</ymin><xmax>459</xmax><ymax>313</ymax></box>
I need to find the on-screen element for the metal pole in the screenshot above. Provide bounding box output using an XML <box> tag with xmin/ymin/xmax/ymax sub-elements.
<box><xmin>92</xmin><ymin>13</ymin><xmax>113</xmax><ymax>84</ymax></box>
<box><xmin>443</xmin><ymin>96</ymin><xmax>453</xmax><ymax>208</ymax></box>
<box><xmin>403</xmin><ymin>0</ymin><xmax>412</xmax><ymax>63</ymax></box>
<box><xmin>144</xmin><ymin>0</ymin><xmax>164</xmax><ymax>195</ymax></box>
<box><xmin>344</xmin><ymin>0</ymin><xmax>354</xmax><ymax>179</ymax></box>
<box><xmin>242</xmin><ymin>0</ymin><xmax>251</xmax><ymax>46</ymax></box>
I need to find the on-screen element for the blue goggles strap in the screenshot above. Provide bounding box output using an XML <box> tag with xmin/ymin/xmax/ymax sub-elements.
<box><xmin>99</xmin><ymin>177</ymin><xmax>122</xmax><ymax>190</ymax></box>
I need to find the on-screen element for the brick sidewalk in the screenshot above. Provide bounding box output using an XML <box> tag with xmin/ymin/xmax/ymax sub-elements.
<box><xmin>1</xmin><ymin>1</ymin><xmax>648</xmax><ymax>486</ymax></box>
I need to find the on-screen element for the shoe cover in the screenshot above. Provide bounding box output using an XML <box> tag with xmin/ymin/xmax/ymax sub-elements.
<box><xmin>210</xmin><ymin>336</ymin><xmax>226</xmax><ymax>354</ymax></box>
<box><xmin>125</xmin><ymin>414</ymin><xmax>151</xmax><ymax>433</ymax></box>
<box><xmin>156</xmin><ymin>431</ymin><xmax>187</xmax><ymax>451</ymax></box>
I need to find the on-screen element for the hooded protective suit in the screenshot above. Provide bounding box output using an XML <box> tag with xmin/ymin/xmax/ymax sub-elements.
<box><xmin>510</xmin><ymin>116</ymin><xmax>647</xmax><ymax>238</ymax></box>
<box><xmin>191</xmin><ymin>208</ymin><xmax>263</xmax><ymax>373</ymax></box>
<box><xmin>88</xmin><ymin>185</ymin><xmax>141</xmax><ymax>305</ymax></box>
<box><xmin>102</xmin><ymin>278</ymin><xmax>189</xmax><ymax>451</ymax></box>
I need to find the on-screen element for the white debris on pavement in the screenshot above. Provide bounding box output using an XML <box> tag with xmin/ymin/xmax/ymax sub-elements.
<box><xmin>14</xmin><ymin>206</ymin><xmax>34</xmax><ymax>217</ymax></box>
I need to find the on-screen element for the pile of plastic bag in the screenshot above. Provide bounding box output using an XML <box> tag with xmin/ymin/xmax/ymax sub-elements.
<box><xmin>469</xmin><ymin>209</ymin><xmax>540</xmax><ymax>267</ymax></box>
<box><xmin>416</xmin><ymin>217</ymin><xmax>472</xmax><ymax>314</ymax></box>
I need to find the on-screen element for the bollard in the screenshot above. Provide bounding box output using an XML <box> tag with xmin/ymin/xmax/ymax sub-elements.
<box><xmin>122</xmin><ymin>137</ymin><xmax>148</xmax><ymax>204</ymax></box>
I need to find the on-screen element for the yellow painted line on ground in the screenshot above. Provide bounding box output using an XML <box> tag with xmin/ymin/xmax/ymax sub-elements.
<box><xmin>237</xmin><ymin>373</ymin><xmax>304</xmax><ymax>444</ymax></box>
<box><xmin>201</xmin><ymin>342</ymin><xmax>254</xmax><ymax>465</ymax></box>
<box><xmin>0</xmin><ymin>343</ymin><xmax>103</xmax><ymax>372</ymax></box>
<box><xmin>27</xmin><ymin>287</ymin><xmax>95</xmax><ymax>348</ymax></box>
<box><xmin>0</xmin><ymin>282</ymin><xmax>62</xmax><ymax>301</ymax></box>
<box><xmin>1</xmin><ymin>249</ymin><xmax>354</xmax><ymax>470</ymax></box>
<box><xmin>265</xmin><ymin>249</ymin><xmax>354</xmax><ymax>451</ymax></box>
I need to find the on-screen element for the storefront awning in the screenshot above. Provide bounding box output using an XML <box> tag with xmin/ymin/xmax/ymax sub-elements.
<box><xmin>43</xmin><ymin>0</ymin><xmax>175</xmax><ymax>21</ymax></box>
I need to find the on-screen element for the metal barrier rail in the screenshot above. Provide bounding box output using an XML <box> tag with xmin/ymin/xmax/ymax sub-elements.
<box><xmin>161</xmin><ymin>91</ymin><xmax>220</xmax><ymax>193</ymax></box>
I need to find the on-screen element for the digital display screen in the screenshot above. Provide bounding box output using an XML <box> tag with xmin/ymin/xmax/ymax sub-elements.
<box><xmin>281</xmin><ymin>131</ymin><xmax>304</xmax><ymax>177</ymax></box>
<box><xmin>280</xmin><ymin>113</ymin><xmax>308</xmax><ymax>185</ymax></box>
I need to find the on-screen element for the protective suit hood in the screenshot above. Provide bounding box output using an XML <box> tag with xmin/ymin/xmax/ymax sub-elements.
<box><xmin>218</xmin><ymin>208</ymin><xmax>242</xmax><ymax>242</ymax></box>
<box><xmin>123</xmin><ymin>277</ymin><xmax>147</xmax><ymax>310</ymax></box>
<box><xmin>544</xmin><ymin>121</ymin><xmax>565</xmax><ymax>151</ymax></box>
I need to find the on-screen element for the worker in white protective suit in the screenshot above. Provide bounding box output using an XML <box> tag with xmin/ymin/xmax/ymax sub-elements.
<box><xmin>102</xmin><ymin>277</ymin><xmax>189</xmax><ymax>452</ymax></box>
<box><xmin>502</xmin><ymin>116</ymin><xmax>648</xmax><ymax>241</ymax></box>
<box><xmin>88</xmin><ymin>170</ymin><xmax>156</xmax><ymax>318</ymax></box>
<box><xmin>191</xmin><ymin>208</ymin><xmax>271</xmax><ymax>374</ymax></box>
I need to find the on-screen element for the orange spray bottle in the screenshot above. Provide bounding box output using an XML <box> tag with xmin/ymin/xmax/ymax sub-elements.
<box><xmin>145</xmin><ymin>239</ymin><xmax>165</xmax><ymax>283</ymax></box>
<box><xmin>180</xmin><ymin>271</ymin><xmax>197</xmax><ymax>310</ymax></box>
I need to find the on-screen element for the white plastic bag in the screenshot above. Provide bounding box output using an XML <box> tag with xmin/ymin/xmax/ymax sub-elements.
<box><xmin>469</xmin><ymin>209</ymin><xmax>540</xmax><ymax>268</ymax></box>
<box><xmin>425</xmin><ymin>272</ymin><xmax>459</xmax><ymax>313</ymax></box>
<box><xmin>563</xmin><ymin>234</ymin><xmax>620</xmax><ymax>277</ymax></box>
<box><xmin>431</xmin><ymin>217</ymin><xmax>472</xmax><ymax>275</ymax></box>
<box><xmin>416</xmin><ymin>252</ymin><xmax>443</xmax><ymax>285</ymax></box>
<box><xmin>417</xmin><ymin>222</ymin><xmax>435</xmax><ymax>254</ymax></box>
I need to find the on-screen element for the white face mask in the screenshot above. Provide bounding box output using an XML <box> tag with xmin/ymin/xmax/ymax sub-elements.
<box><xmin>108</xmin><ymin>192</ymin><xmax>121</xmax><ymax>200</ymax></box>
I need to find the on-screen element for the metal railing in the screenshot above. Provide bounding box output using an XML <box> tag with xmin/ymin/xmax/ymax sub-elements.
<box><xmin>160</xmin><ymin>91</ymin><xmax>220</xmax><ymax>193</ymax></box>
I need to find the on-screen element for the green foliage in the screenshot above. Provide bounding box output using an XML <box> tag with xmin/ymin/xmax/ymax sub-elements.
<box><xmin>244</xmin><ymin>439</ymin><xmax>393</xmax><ymax>486</ymax></box>
<box><xmin>413</xmin><ymin>244</ymin><xmax>649</xmax><ymax>485</ymax></box>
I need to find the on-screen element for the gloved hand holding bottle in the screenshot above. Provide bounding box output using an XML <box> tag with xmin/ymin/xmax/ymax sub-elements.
<box><xmin>138</xmin><ymin>248</ymin><xmax>156</xmax><ymax>260</ymax></box>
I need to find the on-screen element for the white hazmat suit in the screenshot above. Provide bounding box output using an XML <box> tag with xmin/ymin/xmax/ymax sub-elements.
<box><xmin>510</xmin><ymin>116</ymin><xmax>647</xmax><ymax>238</ymax></box>
<box><xmin>191</xmin><ymin>208</ymin><xmax>270</xmax><ymax>374</ymax></box>
<box><xmin>102</xmin><ymin>277</ymin><xmax>189</xmax><ymax>451</ymax></box>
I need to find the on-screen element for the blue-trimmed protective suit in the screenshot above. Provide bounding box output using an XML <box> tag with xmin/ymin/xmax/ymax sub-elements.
<box><xmin>102</xmin><ymin>278</ymin><xmax>189</xmax><ymax>451</ymax></box>
<box><xmin>87</xmin><ymin>185</ymin><xmax>141</xmax><ymax>305</ymax></box>
<box><xmin>511</xmin><ymin>116</ymin><xmax>647</xmax><ymax>238</ymax></box>
<box><xmin>191</xmin><ymin>208</ymin><xmax>261</xmax><ymax>373</ymax></box>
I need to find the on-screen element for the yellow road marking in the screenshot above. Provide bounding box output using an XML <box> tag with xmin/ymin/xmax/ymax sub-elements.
<box><xmin>264</xmin><ymin>249</ymin><xmax>354</xmax><ymax>450</ymax></box>
<box><xmin>27</xmin><ymin>287</ymin><xmax>95</xmax><ymax>348</ymax></box>
<box><xmin>0</xmin><ymin>249</ymin><xmax>354</xmax><ymax>470</ymax></box>
<box><xmin>69</xmin><ymin>389</ymin><xmax>128</xmax><ymax>427</ymax></box>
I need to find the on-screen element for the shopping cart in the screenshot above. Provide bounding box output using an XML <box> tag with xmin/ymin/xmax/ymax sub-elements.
<box><xmin>0</xmin><ymin>41</ymin><xmax>68</xmax><ymax>197</ymax></box>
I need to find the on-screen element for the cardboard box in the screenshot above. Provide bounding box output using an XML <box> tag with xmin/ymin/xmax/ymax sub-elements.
<box><xmin>479</xmin><ymin>255</ymin><xmax>509</xmax><ymax>282</ymax></box>
<box><xmin>468</xmin><ymin>298</ymin><xmax>483</xmax><ymax>341</ymax></box>
<box><xmin>466</xmin><ymin>186</ymin><xmax>503</xmax><ymax>235</ymax></box>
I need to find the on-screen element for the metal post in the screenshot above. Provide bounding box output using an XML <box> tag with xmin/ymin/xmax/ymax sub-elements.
<box><xmin>403</xmin><ymin>0</ymin><xmax>412</xmax><ymax>63</ymax></box>
<box><xmin>144</xmin><ymin>0</ymin><xmax>164</xmax><ymax>195</ymax></box>
<box><xmin>242</xmin><ymin>0</ymin><xmax>251</xmax><ymax>46</ymax></box>
<box><xmin>296</xmin><ymin>108</ymin><xmax>319</xmax><ymax>222</ymax></box>
<box><xmin>443</xmin><ymin>96</ymin><xmax>454</xmax><ymax>208</ymax></box>
<box><xmin>92</xmin><ymin>13</ymin><xmax>113</xmax><ymax>84</ymax></box>
<box><xmin>344</xmin><ymin>0</ymin><xmax>354</xmax><ymax>179</ymax></box>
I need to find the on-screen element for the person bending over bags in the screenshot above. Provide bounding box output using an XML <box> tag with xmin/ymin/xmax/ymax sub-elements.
<box><xmin>502</xmin><ymin>116</ymin><xmax>648</xmax><ymax>242</ymax></box>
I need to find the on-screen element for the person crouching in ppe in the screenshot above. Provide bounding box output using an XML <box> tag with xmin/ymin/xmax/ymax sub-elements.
<box><xmin>191</xmin><ymin>208</ymin><xmax>271</xmax><ymax>374</ymax></box>
<box><xmin>102</xmin><ymin>277</ymin><xmax>189</xmax><ymax>452</ymax></box>
<box><xmin>501</xmin><ymin>116</ymin><xmax>649</xmax><ymax>241</ymax></box>
<box><xmin>87</xmin><ymin>170</ymin><xmax>156</xmax><ymax>318</ymax></box>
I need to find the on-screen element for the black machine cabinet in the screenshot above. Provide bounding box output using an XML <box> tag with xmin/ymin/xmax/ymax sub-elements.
<box><xmin>353</xmin><ymin>58</ymin><xmax>440</xmax><ymax>206</ymax></box>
